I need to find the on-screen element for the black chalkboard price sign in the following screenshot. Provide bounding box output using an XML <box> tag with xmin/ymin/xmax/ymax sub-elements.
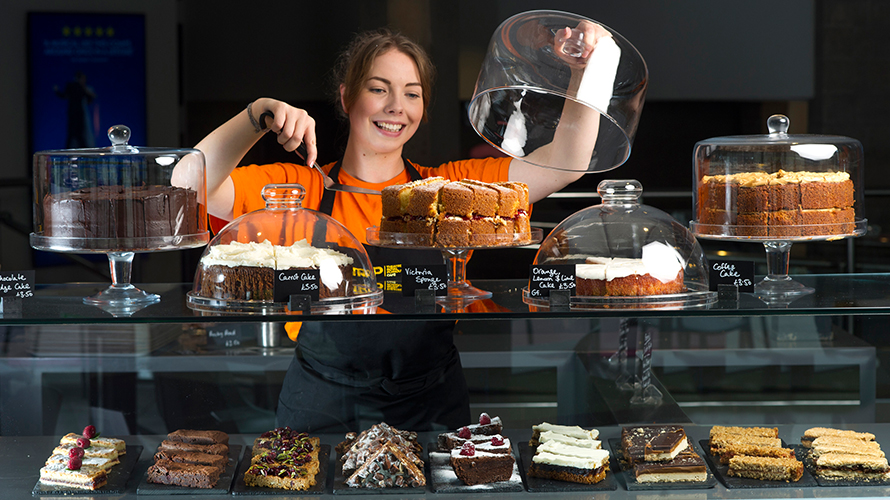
<box><xmin>402</xmin><ymin>265</ymin><xmax>447</xmax><ymax>297</ymax></box>
<box><xmin>0</xmin><ymin>271</ymin><xmax>35</xmax><ymax>299</ymax></box>
<box><xmin>274</xmin><ymin>269</ymin><xmax>320</xmax><ymax>302</ymax></box>
<box><xmin>528</xmin><ymin>264</ymin><xmax>576</xmax><ymax>298</ymax></box>
<box><xmin>709</xmin><ymin>259</ymin><xmax>755</xmax><ymax>293</ymax></box>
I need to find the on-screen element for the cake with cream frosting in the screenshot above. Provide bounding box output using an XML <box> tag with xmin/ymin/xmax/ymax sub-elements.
<box><xmin>196</xmin><ymin>239</ymin><xmax>354</xmax><ymax>301</ymax></box>
<box><xmin>698</xmin><ymin>170</ymin><xmax>855</xmax><ymax>237</ymax></box>
<box><xmin>574</xmin><ymin>242</ymin><xmax>685</xmax><ymax>297</ymax></box>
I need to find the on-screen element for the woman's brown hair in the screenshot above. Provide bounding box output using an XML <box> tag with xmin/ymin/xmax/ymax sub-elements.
<box><xmin>332</xmin><ymin>28</ymin><xmax>436</xmax><ymax>123</ymax></box>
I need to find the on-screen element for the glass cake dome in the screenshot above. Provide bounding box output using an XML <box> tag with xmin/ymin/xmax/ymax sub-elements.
<box><xmin>187</xmin><ymin>184</ymin><xmax>382</xmax><ymax>315</ymax></box>
<box><xmin>523</xmin><ymin>179</ymin><xmax>715</xmax><ymax>309</ymax></box>
<box><xmin>30</xmin><ymin>124</ymin><xmax>209</xmax><ymax>313</ymax></box>
<box><xmin>689</xmin><ymin>114</ymin><xmax>866</xmax><ymax>301</ymax></box>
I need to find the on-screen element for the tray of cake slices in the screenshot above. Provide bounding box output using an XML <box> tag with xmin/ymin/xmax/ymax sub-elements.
<box><xmin>34</xmin><ymin>424</ymin><xmax>141</xmax><ymax>495</ymax></box>
<box><xmin>331</xmin><ymin>422</ymin><xmax>427</xmax><ymax>494</ymax></box>
<box><xmin>367</xmin><ymin>177</ymin><xmax>540</xmax><ymax>249</ymax></box>
<box><xmin>796</xmin><ymin>426</ymin><xmax>890</xmax><ymax>486</ymax></box>
<box><xmin>518</xmin><ymin>422</ymin><xmax>618</xmax><ymax>492</ymax></box>
<box><xmin>699</xmin><ymin>425</ymin><xmax>816</xmax><ymax>488</ymax></box>
<box><xmin>427</xmin><ymin>412</ymin><xmax>523</xmax><ymax>493</ymax></box>
<box><xmin>522</xmin><ymin>180</ymin><xmax>717</xmax><ymax>311</ymax></box>
<box><xmin>136</xmin><ymin>429</ymin><xmax>240</xmax><ymax>494</ymax></box>
<box><xmin>186</xmin><ymin>184</ymin><xmax>383</xmax><ymax>315</ymax></box>
<box><xmin>608</xmin><ymin>424</ymin><xmax>716</xmax><ymax>490</ymax></box>
<box><xmin>232</xmin><ymin>427</ymin><xmax>328</xmax><ymax>495</ymax></box>
<box><xmin>690</xmin><ymin>114</ymin><xmax>867</xmax><ymax>242</ymax></box>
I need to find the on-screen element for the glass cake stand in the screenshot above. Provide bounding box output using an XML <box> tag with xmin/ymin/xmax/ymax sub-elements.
<box><xmin>690</xmin><ymin>223</ymin><xmax>867</xmax><ymax>302</ymax></box>
<box><xmin>367</xmin><ymin>227</ymin><xmax>543</xmax><ymax>305</ymax></box>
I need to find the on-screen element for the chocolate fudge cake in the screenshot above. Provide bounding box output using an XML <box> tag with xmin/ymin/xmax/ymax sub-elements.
<box><xmin>167</xmin><ymin>429</ymin><xmax>229</xmax><ymax>446</ymax></box>
<box><xmin>196</xmin><ymin>239</ymin><xmax>354</xmax><ymax>301</ymax></box>
<box><xmin>380</xmin><ymin>177</ymin><xmax>531</xmax><ymax>247</ymax></box>
<box><xmin>450</xmin><ymin>441</ymin><xmax>515</xmax><ymax>486</ymax></box>
<box><xmin>575</xmin><ymin>242</ymin><xmax>686</xmax><ymax>297</ymax></box>
<box><xmin>158</xmin><ymin>440</ymin><xmax>228</xmax><ymax>456</ymax></box>
<box><xmin>698</xmin><ymin>170</ymin><xmax>855</xmax><ymax>237</ymax></box>
<box><xmin>154</xmin><ymin>450</ymin><xmax>227</xmax><ymax>468</ymax></box>
<box><xmin>42</xmin><ymin>185</ymin><xmax>200</xmax><ymax>239</ymax></box>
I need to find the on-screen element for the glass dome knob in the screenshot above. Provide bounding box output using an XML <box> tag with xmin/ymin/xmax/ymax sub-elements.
<box><xmin>262</xmin><ymin>184</ymin><xmax>306</xmax><ymax>209</ymax></box>
<box><xmin>767</xmin><ymin>114</ymin><xmax>790</xmax><ymax>135</ymax></box>
<box><xmin>598</xmin><ymin>179</ymin><xmax>642</xmax><ymax>204</ymax></box>
<box><xmin>107</xmin><ymin>125</ymin><xmax>138</xmax><ymax>153</ymax></box>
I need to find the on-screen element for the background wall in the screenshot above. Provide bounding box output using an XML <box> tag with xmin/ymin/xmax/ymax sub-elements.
<box><xmin>0</xmin><ymin>0</ymin><xmax>887</xmax><ymax>281</ymax></box>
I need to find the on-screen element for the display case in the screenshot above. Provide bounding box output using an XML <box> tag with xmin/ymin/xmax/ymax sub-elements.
<box><xmin>1</xmin><ymin>274</ymin><xmax>889</xmax><ymax>498</ymax></box>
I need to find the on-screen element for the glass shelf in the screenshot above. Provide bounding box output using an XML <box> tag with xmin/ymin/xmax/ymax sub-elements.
<box><xmin>2</xmin><ymin>273</ymin><xmax>890</xmax><ymax>325</ymax></box>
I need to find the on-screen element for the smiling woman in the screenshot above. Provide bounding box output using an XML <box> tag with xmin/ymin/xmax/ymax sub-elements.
<box><xmin>173</xmin><ymin>24</ymin><xmax>603</xmax><ymax>433</ymax></box>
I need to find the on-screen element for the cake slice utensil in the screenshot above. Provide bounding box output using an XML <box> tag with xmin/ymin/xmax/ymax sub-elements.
<box><xmin>259</xmin><ymin>111</ymin><xmax>381</xmax><ymax>195</ymax></box>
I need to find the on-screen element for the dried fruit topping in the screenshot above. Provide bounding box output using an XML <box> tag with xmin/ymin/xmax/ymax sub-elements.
<box><xmin>76</xmin><ymin>437</ymin><xmax>91</xmax><ymax>449</ymax></box>
<box><xmin>457</xmin><ymin>426</ymin><xmax>471</xmax><ymax>439</ymax></box>
<box><xmin>68</xmin><ymin>447</ymin><xmax>85</xmax><ymax>459</ymax></box>
<box><xmin>491</xmin><ymin>436</ymin><xmax>504</xmax><ymax>446</ymax></box>
<box><xmin>459</xmin><ymin>441</ymin><xmax>475</xmax><ymax>456</ymax></box>
<box><xmin>82</xmin><ymin>425</ymin><xmax>97</xmax><ymax>438</ymax></box>
<box><xmin>67</xmin><ymin>456</ymin><xmax>82</xmax><ymax>470</ymax></box>
<box><xmin>479</xmin><ymin>412</ymin><xmax>492</xmax><ymax>425</ymax></box>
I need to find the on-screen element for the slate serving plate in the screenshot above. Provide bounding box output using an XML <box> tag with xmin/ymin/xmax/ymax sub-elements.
<box><xmin>518</xmin><ymin>442</ymin><xmax>618</xmax><ymax>492</ymax></box>
<box><xmin>607</xmin><ymin>438</ymin><xmax>716</xmax><ymax>490</ymax></box>
<box><xmin>33</xmin><ymin>444</ymin><xmax>143</xmax><ymax>496</ymax></box>
<box><xmin>428</xmin><ymin>442</ymin><xmax>524</xmax><ymax>494</ymax></box>
<box><xmin>136</xmin><ymin>444</ymin><xmax>241</xmax><ymax>495</ymax></box>
<box><xmin>699</xmin><ymin>439</ymin><xmax>816</xmax><ymax>489</ymax></box>
<box><xmin>231</xmin><ymin>444</ymin><xmax>329</xmax><ymax>495</ymax></box>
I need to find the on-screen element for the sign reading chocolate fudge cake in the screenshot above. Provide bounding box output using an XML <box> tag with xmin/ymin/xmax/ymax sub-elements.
<box><xmin>196</xmin><ymin>239</ymin><xmax>353</xmax><ymax>301</ymax></box>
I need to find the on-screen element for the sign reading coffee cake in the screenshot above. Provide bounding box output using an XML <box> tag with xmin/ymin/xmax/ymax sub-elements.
<box><xmin>380</xmin><ymin>177</ymin><xmax>531</xmax><ymax>247</ymax></box>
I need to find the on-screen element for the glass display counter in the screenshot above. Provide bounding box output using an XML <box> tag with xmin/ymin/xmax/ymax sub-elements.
<box><xmin>1</xmin><ymin>274</ymin><xmax>888</xmax><ymax>498</ymax></box>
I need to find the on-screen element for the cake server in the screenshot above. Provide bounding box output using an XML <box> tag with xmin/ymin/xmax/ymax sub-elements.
<box><xmin>259</xmin><ymin>111</ymin><xmax>381</xmax><ymax>195</ymax></box>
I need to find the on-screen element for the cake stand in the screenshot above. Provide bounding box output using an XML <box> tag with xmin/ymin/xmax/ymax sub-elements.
<box><xmin>367</xmin><ymin>227</ymin><xmax>543</xmax><ymax>305</ymax></box>
<box><xmin>689</xmin><ymin>223</ymin><xmax>867</xmax><ymax>302</ymax></box>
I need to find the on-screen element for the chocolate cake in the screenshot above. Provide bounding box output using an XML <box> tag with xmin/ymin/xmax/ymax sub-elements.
<box><xmin>157</xmin><ymin>440</ymin><xmax>228</xmax><ymax>456</ymax></box>
<box><xmin>146</xmin><ymin>459</ymin><xmax>222</xmax><ymax>489</ymax></box>
<box><xmin>196</xmin><ymin>239</ymin><xmax>354</xmax><ymax>301</ymax></box>
<box><xmin>380</xmin><ymin>177</ymin><xmax>531</xmax><ymax>247</ymax></box>
<box><xmin>42</xmin><ymin>185</ymin><xmax>199</xmax><ymax>239</ymax></box>
<box><xmin>167</xmin><ymin>429</ymin><xmax>229</xmax><ymax>446</ymax></box>
<box><xmin>449</xmin><ymin>442</ymin><xmax>515</xmax><ymax>486</ymax></box>
<box><xmin>153</xmin><ymin>450</ymin><xmax>227</xmax><ymax>468</ymax></box>
<box><xmin>437</xmin><ymin>413</ymin><xmax>504</xmax><ymax>450</ymax></box>
<box><xmin>698</xmin><ymin>170</ymin><xmax>855</xmax><ymax>237</ymax></box>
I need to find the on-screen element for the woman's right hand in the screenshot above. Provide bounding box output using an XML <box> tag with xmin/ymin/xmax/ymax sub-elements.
<box><xmin>251</xmin><ymin>98</ymin><xmax>318</xmax><ymax>168</ymax></box>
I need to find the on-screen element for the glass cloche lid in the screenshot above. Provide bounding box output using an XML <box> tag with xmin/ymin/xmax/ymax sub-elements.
<box><xmin>524</xmin><ymin>179</ymin><xmax>715</xmax><ymax>309</ymax></box>
<box><xmin>187</xmin><ymin>184</ymin><xmax>382</xmax><ymax>315</ymax></box>
<box><xmin>468</xmin><ymin>10</ymin><xmax>647</xmax><ymax>173</ymax></box>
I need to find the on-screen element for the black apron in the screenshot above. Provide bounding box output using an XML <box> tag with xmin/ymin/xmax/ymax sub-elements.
<box><xmin>276</xmin><ymin>159</ymin><xmax>470</xmax><ymax>433</ymax></box>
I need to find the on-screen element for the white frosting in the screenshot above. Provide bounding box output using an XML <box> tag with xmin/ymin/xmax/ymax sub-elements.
<box><xmin>201</xmin><ymin>240</ymin><xmax>276</xmax><ymax>268</ymax></box>
<box><xmin>532</xmin><ymin>423</ymin><xmax>599</xmax><ymax>440</ymax></box>
<box><xmin>537</xmin><ymin>430</ymin><xmax>601</xmax><ymax>449</ymax></box>
<box><xmin>574</xmin><ymin>242</ymin><xmax>684</xmax><ymax>284</ymax></box>
<box><xmin>537</xmin><ymin>441</ymin><xmax>608</xmax><ymax>460</ymax></box>
<box><xmin>201</xmin><ymin>239</ymin><xmax>353</xmax><ymax>272</ymax></box>
<box><xmin>532</xmin><ymin>450</ymin><xmax>607</xmax><ymax>469</ymax></box>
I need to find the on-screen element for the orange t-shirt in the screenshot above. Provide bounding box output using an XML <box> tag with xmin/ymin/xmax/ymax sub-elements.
<box><xmin>213</xmin><ymin>157</ymin><xmax>513</xmax><ymax>243</ymax></box>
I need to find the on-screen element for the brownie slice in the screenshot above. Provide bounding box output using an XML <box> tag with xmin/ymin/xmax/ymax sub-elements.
<box><xmin>450</xmin><ymin>446</ymin><xmax>514</xmax><ymax>486</ymax></box>
<box><xmin>154</xmin><ymin>450</ymin><xmax>227</xmax><ymax>468</ymax></box>
<box><xmin>146</xmin><ymin>459</ymin><xmax>222</xmax><ymax>488</ymax></box>
<box><xmin>167</xmin><ymin>429</ymin><xmax>229</xmax><ymax>445</ymax></box>
<box><xmin>157</xmin><ymin>439</ymin><xmax>228</xmax><ymax>456</ymax></box>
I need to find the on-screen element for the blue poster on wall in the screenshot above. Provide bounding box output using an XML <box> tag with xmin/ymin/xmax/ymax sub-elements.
<box><xmin>28</xmin><ymin>12</ymin><xmax>146</xmax><ymax>154</ymax></box>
